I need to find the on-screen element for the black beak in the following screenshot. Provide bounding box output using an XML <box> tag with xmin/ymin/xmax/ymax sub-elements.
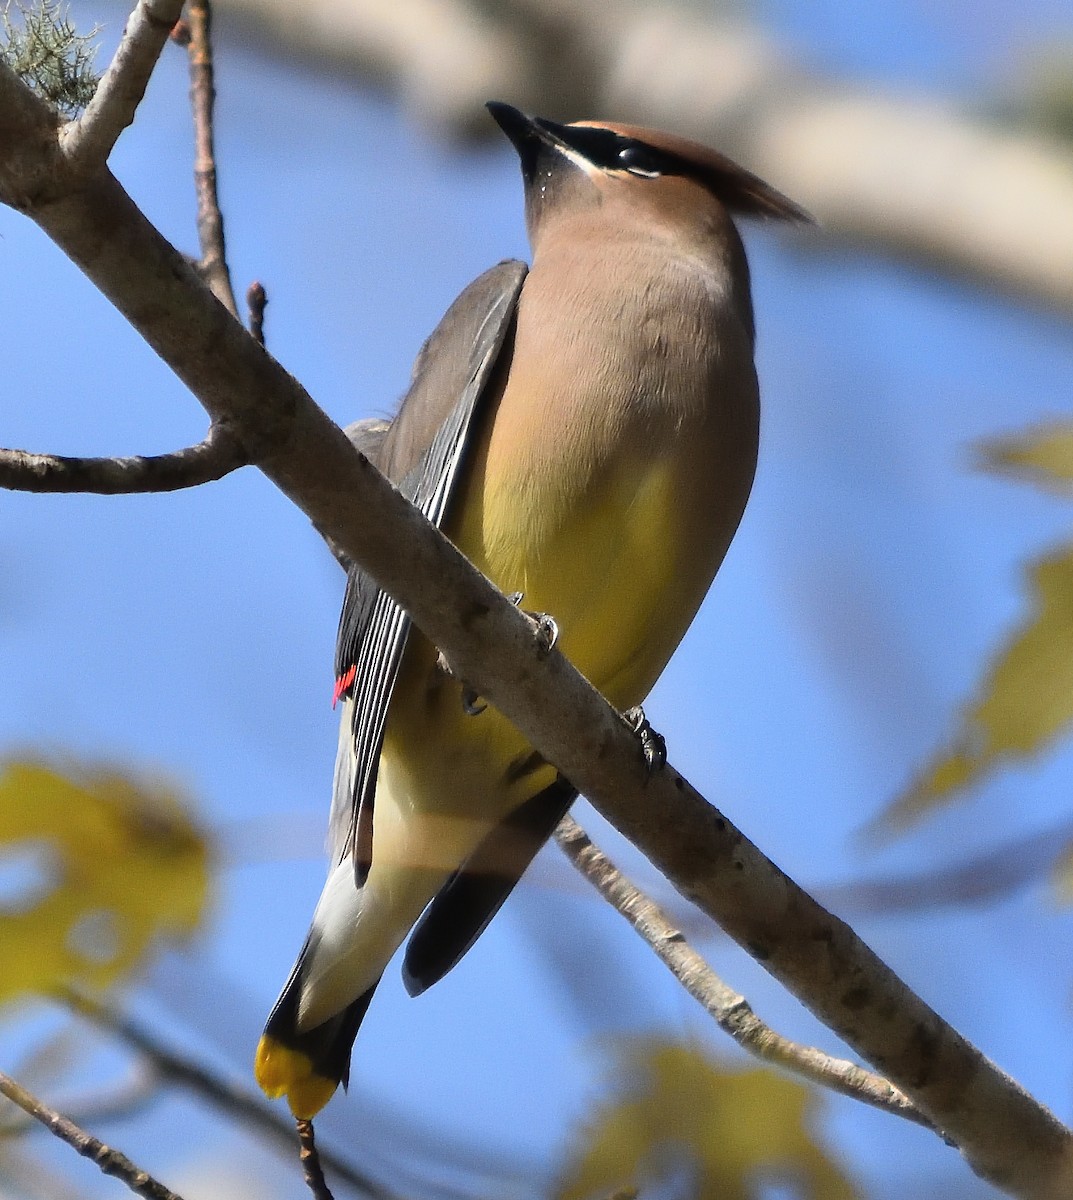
<box><xmin>487</xmin><ymin>101</ymin><xmax>577</xmax><ymax>186</ymax></box>
<box><xmin>486</xmin><ymin>102</ymin><xmax>543</xmax><ymax>151</ymax></box>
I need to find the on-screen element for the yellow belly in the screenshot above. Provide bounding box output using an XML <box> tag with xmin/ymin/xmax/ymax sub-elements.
<box><xmin>460</xmin><ymin>453</ymin><xmax>687</xmax><ymax>709</ymax></box>
<box><xmin>378</xmin><ymin>441</ymin><xmax>712</xmax><ymax>837</ymax></box>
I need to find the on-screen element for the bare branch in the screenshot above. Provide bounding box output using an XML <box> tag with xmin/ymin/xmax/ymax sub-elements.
<box><xmin>3</xmin><ymin>52</ymin><xmax>1073</xmax><ymax>1200</ymax></box>
<box><xmin>61</xmin><ymin>0</ymin><xmax>184</xmax><ymax>168</ymax></box>
<box><xmin>0</xmin><ymin>1068</ymin><xmax>186</xmax><ymax>1200</ymax></box>
<box><xmin>184</xmin><ymin>0</ymin><xmax>237</xmax><ymax>315</ymax></box>
<box><xmin>0</xmin><ymin>423</ymin><xmax>247</xmax><ymax>493</ymax></box>
<box><xmin>297</xmin><ymin>1120</ymin><xmax>337</xmax><ymax>1200</ymax></box>
<box><xmin>555</xmin><ymin>816</ymin><xmax>931</xmax><ymax>1130</ymax></box>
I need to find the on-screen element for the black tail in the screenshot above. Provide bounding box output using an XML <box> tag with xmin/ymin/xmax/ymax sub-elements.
<box><xmin>263</xmin><ymin>960</ymin><xmax>382</xmax><ymax>1089</ymax></box>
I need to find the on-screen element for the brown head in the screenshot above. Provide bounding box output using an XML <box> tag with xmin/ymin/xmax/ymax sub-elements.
<box><xmin>486</xmin><ymin>101</ymin><xmax>811</xmax><ymax>246</ymax></box>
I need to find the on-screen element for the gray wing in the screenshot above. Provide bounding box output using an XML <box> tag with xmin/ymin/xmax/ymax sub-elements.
<box><xmin>328</xmin><ymin>260</ymin><xmax>528</xmax><ymax>880</ymax></box>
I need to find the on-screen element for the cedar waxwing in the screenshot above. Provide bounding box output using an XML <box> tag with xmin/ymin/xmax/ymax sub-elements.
<box><xmin>256</xmin><ymin>102</ymin><xmax>810</xmax><ymax>1118</ymax></box>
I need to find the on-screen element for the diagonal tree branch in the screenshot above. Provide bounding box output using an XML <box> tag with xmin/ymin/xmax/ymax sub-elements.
<box><xmin>0</xmin><ymin>423</ymin><xmax>247</xmax><ymax>493</ymax></box>
<box><xmin>553</xmin><ymin>815</ymin><xmax>932</xmax><ymax>1130</ymax></box>
<box><xmin>0</xmin><ymin>1068</ymin><xmax>186</xmax><ymax>1200</ymax></box>
<box><xmin>1</xmin><ymin>43</ymin><xmax>1071</xmax><ymax>1200</ymax></box>
<box><xmin>61</xmin><ymin>0</ymin><xmax>184</xmax><ymax>168</ymax></box>
<box><xmin>318</xmin><ymin>471</ymin><xmax>930</xmax><ymax>1133</ymax></box>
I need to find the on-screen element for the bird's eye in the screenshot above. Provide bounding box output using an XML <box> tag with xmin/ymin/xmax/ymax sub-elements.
<box><xmin>617</xmin><ymin>145</ymin><xmax>662</xmax><ymax>178</ymax></box>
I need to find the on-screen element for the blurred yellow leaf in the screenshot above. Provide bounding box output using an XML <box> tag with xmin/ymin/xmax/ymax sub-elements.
<box><xmin>1014</xmin><ymin>46</ymin><xmax>1073</xmax><ymax>147</ymax></box>
<box><xmin>1050</xmin><ymin>842</ymin><xmax>1073</xmax><ymax>906</ymax></box>
<box><xmin>879</xmin><ymin>544</ymin><xmax>1073</xmax><ymax>835</ymax></box>
<box><xmin>875</xmin><ymin>424</ymin><xmax>1073</xmax><ymax>836</ymax></box>
<box><xmin>0</xmin><ymin>760</ymin><xmax>211</xmax><ymax>1003</ymax></box>
<box><xmin>557</xmin><ymin>1040</ymin><xmax>857</xmax><ymax>1200</ymax></box>
<box><xmin>978</xmin><ymin>421</ymin><xmax>1073</xmax><ymax>491</ymax></box>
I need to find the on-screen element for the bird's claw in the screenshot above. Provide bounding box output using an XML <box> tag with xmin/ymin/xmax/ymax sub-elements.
<box><xmin>623</xmin><ymin>705</ymin><xmax>667</xmax><ymax>774</ymax></box>
<box><xmin>507</xmin><ymin>590</ymin><xmax>559</xmax><ymax>658</ymax></box>
<box><xmin>444</xmin><ymin>589</ymin><xmax>560</xmax><ymax>716</ymax></box>
<box><xmin>532</xmin><ymin>613</ymin><xmax>559</xmax><ymax>657</ymax></box>
<box><xmin>435</xmin><ymin>651</ymin><xmax>487</xmax><ymax>716</ymax></box>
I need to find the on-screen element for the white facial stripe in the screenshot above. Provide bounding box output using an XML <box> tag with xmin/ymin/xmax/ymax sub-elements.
<box><xmin>549</xmin><ymin>138</ymin><xmax>602</xmax><ymax>177</ymax></box>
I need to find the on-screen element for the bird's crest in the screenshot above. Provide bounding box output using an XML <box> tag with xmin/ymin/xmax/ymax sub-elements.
<box><xmin>568</xmin><ymin>119</ymin><xmax>813</xmax><ymax>223</ymax></box>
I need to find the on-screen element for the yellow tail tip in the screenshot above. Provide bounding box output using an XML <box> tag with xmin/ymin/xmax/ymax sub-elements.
<box><xmin>255</xmin><ymin>1036</ymin><xmax>338</xmax><ymax>1119</ymax></box>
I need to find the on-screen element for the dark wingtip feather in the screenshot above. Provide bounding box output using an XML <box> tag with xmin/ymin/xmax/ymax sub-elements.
<box><xmin>402</xmin><ymin>777</ymin><xmax>577</xmax><ymax>996</ymax></box>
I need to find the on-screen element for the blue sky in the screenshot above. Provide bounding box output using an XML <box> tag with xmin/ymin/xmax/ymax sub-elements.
<box><xmin>3</xmin><ymin>1</ymin><xmax>1073</xmax><ymax>1196</ymax></box>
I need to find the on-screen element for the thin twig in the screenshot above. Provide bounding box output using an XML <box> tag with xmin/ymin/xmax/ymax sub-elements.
<box><xmin>554</xmin><ymin>815</ymin><xmax>934</xmax><ymax>1131</ymax></box>
<box><xmin>61</xmin><ymin>0</ymin><xmax>184</xmax><ymax>168</ymax></box>
<box><xmin>0</xmin><ymin>1068</ymin><xmax>186</xmax><ymax>1200</ymax></box>
<box><xmin>62</xmin><ymin>990</ymin><xmax>393</xmax><ymax>1200</ymax></box>
<box><xmin>297</xmin><ymin>1119</ymin><xmax>336</xmax><ymax>1200</ymax></box>
<box><xmin>247</xmin><ymin>280</ymin><xmax>267</xmax><ymax>346</ymax></box>
<box><xmin>184</xmin><ymin>0</ymin><xmax>237</xmax><ymax>315</ymax></box>
<box><xmin>0</xmin><ymin>422</ymin><xmax>246</xmax><ymax>493</ymax></box>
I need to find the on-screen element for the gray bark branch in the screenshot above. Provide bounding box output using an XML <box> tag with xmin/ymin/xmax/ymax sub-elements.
<box><xmin>61</xmin><ymin>0</ymin><xmax>183</xmax><ymax>167</ymax></box>
<box><xmin>182</xmin><ymin>0</ymin><xmax>238</xmax><ymax>316</ymax></box>
<box><xmin>554</xmin><ymin>815</ymin><xmax>931</xmax><ymax>1130</ymax></box>
<box><xmin>0</xmin><ymin>424</ymin><xmax>246</xmax><ymax>493</ymax></box>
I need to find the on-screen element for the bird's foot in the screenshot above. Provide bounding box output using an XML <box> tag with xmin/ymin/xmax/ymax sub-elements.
<box><xmin>623</xmin><ymin>705</ymin><xmax>667</xmax><ymax>774</ymax></box>
<box><xmin>532</xmin><ymin>612</ymin><xmax>560</xmax><ymax>657</ymax></box>
<box><xmin>440</xmin><ymin>591</ymin><xmax>560</xmax><ymax>718</ymax></box>
<box><xmin>434</xmin><ymin>651</ymin><xmax>488</xmax><ymax>716</ymax></box>
<box><xmin>507</xmin><ymin>590</ymin><xmax>559</xmax><ymax>658</ymax></box>
<box><xmin>461</xmin><ymin>686</ymin><xmax>487</xmax><ymax>717</ymax></box>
